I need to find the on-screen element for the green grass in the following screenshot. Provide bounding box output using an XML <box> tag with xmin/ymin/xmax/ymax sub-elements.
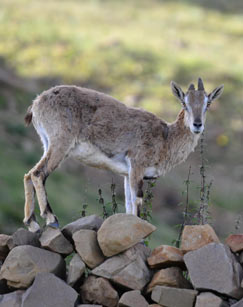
<box><xmin>0</xmin><ymin>0</ymin><xmax>243</xmax><ymax>242</ymax></box>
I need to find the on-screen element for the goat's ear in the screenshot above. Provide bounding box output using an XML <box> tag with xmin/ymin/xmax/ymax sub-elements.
<box><xmin>171</xmin><ymin>81</ymin><xmax>185</xmax><ymax>102</ymax></box>
<box><xmin>208</xmin><ymin>85</ymin><xmax>224</xmax><ymax>102</ymax></box>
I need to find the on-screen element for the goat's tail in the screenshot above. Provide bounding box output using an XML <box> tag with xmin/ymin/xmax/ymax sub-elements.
<box><xmin>24</xmin><ymin>105</ymin><xmax>33</xmax><ymax>126</ymax></box>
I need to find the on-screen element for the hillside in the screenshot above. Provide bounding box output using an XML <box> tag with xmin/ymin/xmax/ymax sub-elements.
<box><xmin>0</xmin><ymin>0</ymin><xmax>243</xmax><ymax>246</ymax></box>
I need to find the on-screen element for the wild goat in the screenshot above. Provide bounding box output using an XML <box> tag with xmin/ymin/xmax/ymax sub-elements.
<box><xmin>23</xmin><ymin>78</ymin><xmax>223</xmax><ymax>232</ymax></box>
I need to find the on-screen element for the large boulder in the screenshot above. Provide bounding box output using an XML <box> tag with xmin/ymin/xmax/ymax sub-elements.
<box><xmin>151</xmin><ymin>285</ymin><xmax>198</xmax><ymax>307</ymax></box>
<box><xmin>180</xmin><ymin>224</ymin><xmax>220</xmax><ymax>253</ymax></box>
<box><xmin>118</xmin><ymin>290</ymin><xmax>148</xmax><ymax>307</ymax></box>
<box><xmin>67</xmin><ymin>253</ymin><xmax>85</xmax><ymax>287</ymax></box>
<box><xmin>62</xmin><ymin>215</ymin><xmax>103</xmax><ymax>240</ymax></box>
<box><xmin>0</xmin><ymin>245</ymin><xmax>65</xmax><ymax>288</ymax></box>
<box><xmin>184</xmin><ymin>243</ymin><xmax>243</xmax><ymax>299</ymax></box>
<box><xmin>73</xmin><ymin>229</ymin><xmax>105</xmax><ymax>269</ymax></box>
<box><xmin>0</xmin><ymin>290</ymin><xmax>24</xmax><ymax>307</ymax></box>
<box><xmin>80</xmin><ymin>276</ymin><xmax>119</xmax><ymax>307</ymax></box>
<box><xmin>21</xmin><ymin>273</ymin><xmax>78</xmax><ymax>307</ymax></box>
<box><xmin>39</xmin><ymin>227</ymin><xmax>73</xmax><ymax>256</ymax></box>
<box><xmin>92</xmin><ymin>243</ymin><xmax>151</xmax><ymax>290</ymax></box>
<box><xmin>195</xmin><ymin>292</ymin><xmax>229</xmax><ymax>307</ymax></box>
<box><xmin>147</xmin><ymin>245</ymin><xmax>185</xmax><ymax>269</ymax></box>
<box><xmin>147</xmin><ymin>267</ymin><xmax>192</xmax><ymax>292</ymax></box>
<box><xmin>97</xmin><ymin>213</ymin><xmax>156</xmax><ymax>257</ymax></box>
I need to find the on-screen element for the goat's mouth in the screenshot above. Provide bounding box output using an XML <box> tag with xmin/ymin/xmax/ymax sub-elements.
<box><xmin>190</xmin><ymin>127</ymin><xmax>204</xmax><ymax>134</ymax></box>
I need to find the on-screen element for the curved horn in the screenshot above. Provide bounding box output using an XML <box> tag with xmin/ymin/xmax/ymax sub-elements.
<box><xmin>198</xmin><ymin>77</ymin><xmax>204</xmax><ymax>91</ymax></box>
<box><xmin>188</xmin><ymin>83</ymin><xmax>195</xmax><ymax>91</ymax></box>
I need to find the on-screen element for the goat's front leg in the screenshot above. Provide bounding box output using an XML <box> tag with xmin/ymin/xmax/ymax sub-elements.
<box><xmin>128</xmin><ymin>165</ymin><xmax>144</xmax><ymax>216</ymax></box>
<box><xmin>124</xmin><ymin>176</ymin><xmax>132</xmax><ymax>214</ymax></box>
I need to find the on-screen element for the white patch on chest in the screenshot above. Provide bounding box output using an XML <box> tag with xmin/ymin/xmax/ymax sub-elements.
<box><xmin>71</xmin><ymin>142</ymin><xmax>128</xmax><ymax>175</ymax></box>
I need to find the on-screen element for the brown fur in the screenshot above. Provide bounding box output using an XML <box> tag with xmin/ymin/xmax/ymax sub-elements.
<box><xmin>23</xmin><ymin>81</ymin><xmax>223</xmax><ymax>232</ymax></box>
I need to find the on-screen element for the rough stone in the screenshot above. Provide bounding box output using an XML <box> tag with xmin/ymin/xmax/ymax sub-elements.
<box><xmin>92</xmin><ymin>243</ymin><xmax>151</xmax><ymax>290</ymax></box>
<box><xmin>0</xmin><ymin>245</ymin><xmax>65</xmax><ymax>288</ymax></box>
<box><xmin>67</xmin><ymin>253</ymin><xmax>85</xmax><ymax>287</ymax></box>
<box><xmin>11</xmin><ymin>228</ymin><xmax>40</xmax><ymax>249</ymax></box>
<box><xmin>118</xmin><ymin>290</ymin><xmax>148</xmax><ymax>307</ymax></box>
<box><xmin>0</xmin><ymin>234</ymin><xmax>11</xmax><ymax>261</ymax></box>
<box><xmin>73</xmin><ymin>229</ymin><xmax>105</xmax><ymax>269</ymax></box>
<box><xmin>151</xmin><ymin>285</ymin><xmax>198</xmax><ymax>307</ymax></box>
<box><xmin>147</xmin><ymin>245</ymin><xmax>185</xmax><ymax>269</ymax></box>
<box><xmin>147</xmin><ymin>267</ymin><xmax>192</xmax><ymax>292</ymax></box>
<box><xmin>180</xmin><ymin>224</ymin><xmax>220</xmax><ymax>253</ymax></box>
<box><xmin>97</xmin><ymin>213</ymin><xmax>156</xmax><ymax>257</ymax></box>
<box><xmin>195</xmin><ymin>292</ymin><xmax>229</xmax><ymax>307</ymax></box>
<box><xmin>231</xmin><ymin>298</ymin><xmax>243</xmax><ymax>307</ymax></box>
<box><xmin>0</xmin><ymin>290</ymin><xmax>25</xmax><ymax>307</ymax></box>
<box><xmin>77</xmin><ymin>305</ymin><xmax>102</xmax><ymax>307</ymax></box>
<box><xmin>226</xmin><ymin>234</ymin><xmax>243</xmax><ymax>253</ymax></box>
<box><xmin>80</xmin><ymin>276</ymin><xmax>119</xmax><ymax>307</ymax></box>
<box><xmin>184</xmin><ymin>243</ymin><xmax>243</xmax><ymax>299</ymax></box>
<box><xmin>62</xmin><ymin>215</ymin><xmax>103</xmax><ymax>239</ymax></box>
<box><xmin>22</xmin><ymin>273</ymin><xmax>78</xmax><ymax>307</ymax></box>
<box><xmin>39</xmin><ymin>227</ymin><xmax>73</xmax><ymax>256</ymax></box>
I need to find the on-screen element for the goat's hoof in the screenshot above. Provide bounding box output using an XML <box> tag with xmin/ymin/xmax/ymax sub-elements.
<box><xmin>26</xmin><ymin>220</ymin><xmax>41</xmax><ymax>233</ymax></box>
<box><xmin>46</xmin><ymin>215</ymin><xmax>59</xmax><ymax>229</ymax></box>
<box><xmin>47</xmin><ymin>221</ymin><xmax>59</xmax><ymax>229</ymax></box>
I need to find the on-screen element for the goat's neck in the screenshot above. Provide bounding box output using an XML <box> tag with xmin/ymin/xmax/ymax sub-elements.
<box><xmin>164</xmin><ymin>109</ymin><xmax>200</xmax><ymax>170</ymax></box>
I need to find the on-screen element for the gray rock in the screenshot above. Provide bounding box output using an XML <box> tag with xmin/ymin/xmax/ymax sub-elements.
<box><xmin>11</xmin><ymin>228</ymin><xmax>40</xmax><ymax>249</ymax></box>
<box><xmin>0</xmin><ymin>290</ymin><xmax>25</xmax><ymax>307</ymax></box>
<box><xmin>0</xmin><ymin>234</ymin><xmax>11</xmax><ymax>261</ymax></box>
<box><xmin>231</xmin><ymin>298</ymin><xmax>243</xmax><ymax>307</ymax></box>
<box><xmin>0</xmin><ymin>245</ymin><xmax>65</xmax><ymax>288</ymax></box>
<box><xmin>80</xmin><ymin>276</ymin><xmax>119</xmax><ymax>307</ymax></box>
<box><xmin>62</xmin><ymin>215</ymin><xmax>103</xmax><ymax>239</ymax></box>
<box><xmin>39</xmin><ymin>227</ymin><xmax>73</xmax><ymax>256</ymax></box>
<box><xmin>67</xmin><ymin>253</ymin><xmax>85</xmax><ymax>287</ymax></box>
<box><xmin>92</xmin><ymin>243</ymin><xmax>151</xmax><ymax>290</ymax></box>
<box><xmin>22</xmin><ymin>272</ymin><xmax>78</xmax><ymax>307</ymax></box>
<box><xmin>184</xmin><ymin>243</ymin><xmax>243</xmax><ymax>299</ymax></box>
<box><xmin>151</xmin><ymin>286</ymin><xmax>198</xmax><ymax>307</ymax></box>
<box><xmin>97</xmin><ymin>213</ymin><xmax>156</xmax><ymax>257</ymax></box>
<box><xmin>77</xmin><ymin>305</ymin><xmax>102</xmax><ymax>307</ymax></box>
<box><xmin>195</xmin><ymin>292</ymin><xmax>229</xmax><ymax>307</ymax></box>
<box><xmin>118</xmin><ymin>290</ymin><xmax>148</xmax><ymax>307</ymax></box>
<box><xmin>73</xmin><ymin>229</ymin><xmax>105</xmax><ymax>269</ymax></box>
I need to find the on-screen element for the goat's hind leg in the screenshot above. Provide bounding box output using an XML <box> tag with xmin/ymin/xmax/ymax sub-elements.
<box><xmin>23</xmin><ymin>172</ymin><xmax>40</xmax><ymax>232</ymax></box>
<box><xmin>30</xmin><ymin>144</ymin><xmax>70</xmax><ymax>230</ymax></box>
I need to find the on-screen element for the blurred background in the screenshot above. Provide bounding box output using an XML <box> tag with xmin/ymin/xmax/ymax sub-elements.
<box><xmin>0</xmin><ymin>0</ymin><xmax>242</xmax><ymax>247</ymax></box>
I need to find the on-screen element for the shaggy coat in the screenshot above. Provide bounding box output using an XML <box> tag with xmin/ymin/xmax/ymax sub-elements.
<box><xmin>23</xmin><ymin>79</ymin><xmax>224</xmax><ymax>232</ymax></box>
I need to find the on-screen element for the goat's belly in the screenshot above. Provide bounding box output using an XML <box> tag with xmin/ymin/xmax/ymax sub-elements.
<box><xmin>71</xmin><ymin>142</ymin><xmax>128</xmax><ymax>176</ymax></box>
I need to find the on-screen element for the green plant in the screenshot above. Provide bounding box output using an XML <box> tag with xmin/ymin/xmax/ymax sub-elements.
<box><xmin>98</xmin><ymin>188</ymin><xmax>108</xmax><ymax>219</ymax></box>
<box><xmin>196</xmin><ymin>133</ymin><xmax>213</xmax><ymax>225</ymax></box>
<box><xmin>141</xmin><ymin>179</ymin><xmax>156</xmax><ymax>222</ymax></box>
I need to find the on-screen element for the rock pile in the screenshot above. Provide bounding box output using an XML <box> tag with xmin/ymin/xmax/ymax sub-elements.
<box><xmin>1</xmin><ymin>214</ymin><xmax>243</xmax><ymax>306</ymax></box>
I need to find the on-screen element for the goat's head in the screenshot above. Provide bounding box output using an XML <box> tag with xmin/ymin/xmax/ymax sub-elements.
<box><xmin>171</xmin><ymin>78</ymin><xmax>224</xmax><ymax>134</ymax></box>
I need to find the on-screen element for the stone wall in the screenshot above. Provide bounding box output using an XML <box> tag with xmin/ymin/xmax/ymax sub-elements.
<box><xmin>0</xmin><ymin>214</ymin><xmax>243</xmax><ymax>307</ymax></box>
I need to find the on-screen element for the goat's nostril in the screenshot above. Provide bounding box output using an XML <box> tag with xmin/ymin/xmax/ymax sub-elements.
<box><xmin>193</xmin><ymin>121</ymin><xmax>202</xmax><ymax>128</ymax></box>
